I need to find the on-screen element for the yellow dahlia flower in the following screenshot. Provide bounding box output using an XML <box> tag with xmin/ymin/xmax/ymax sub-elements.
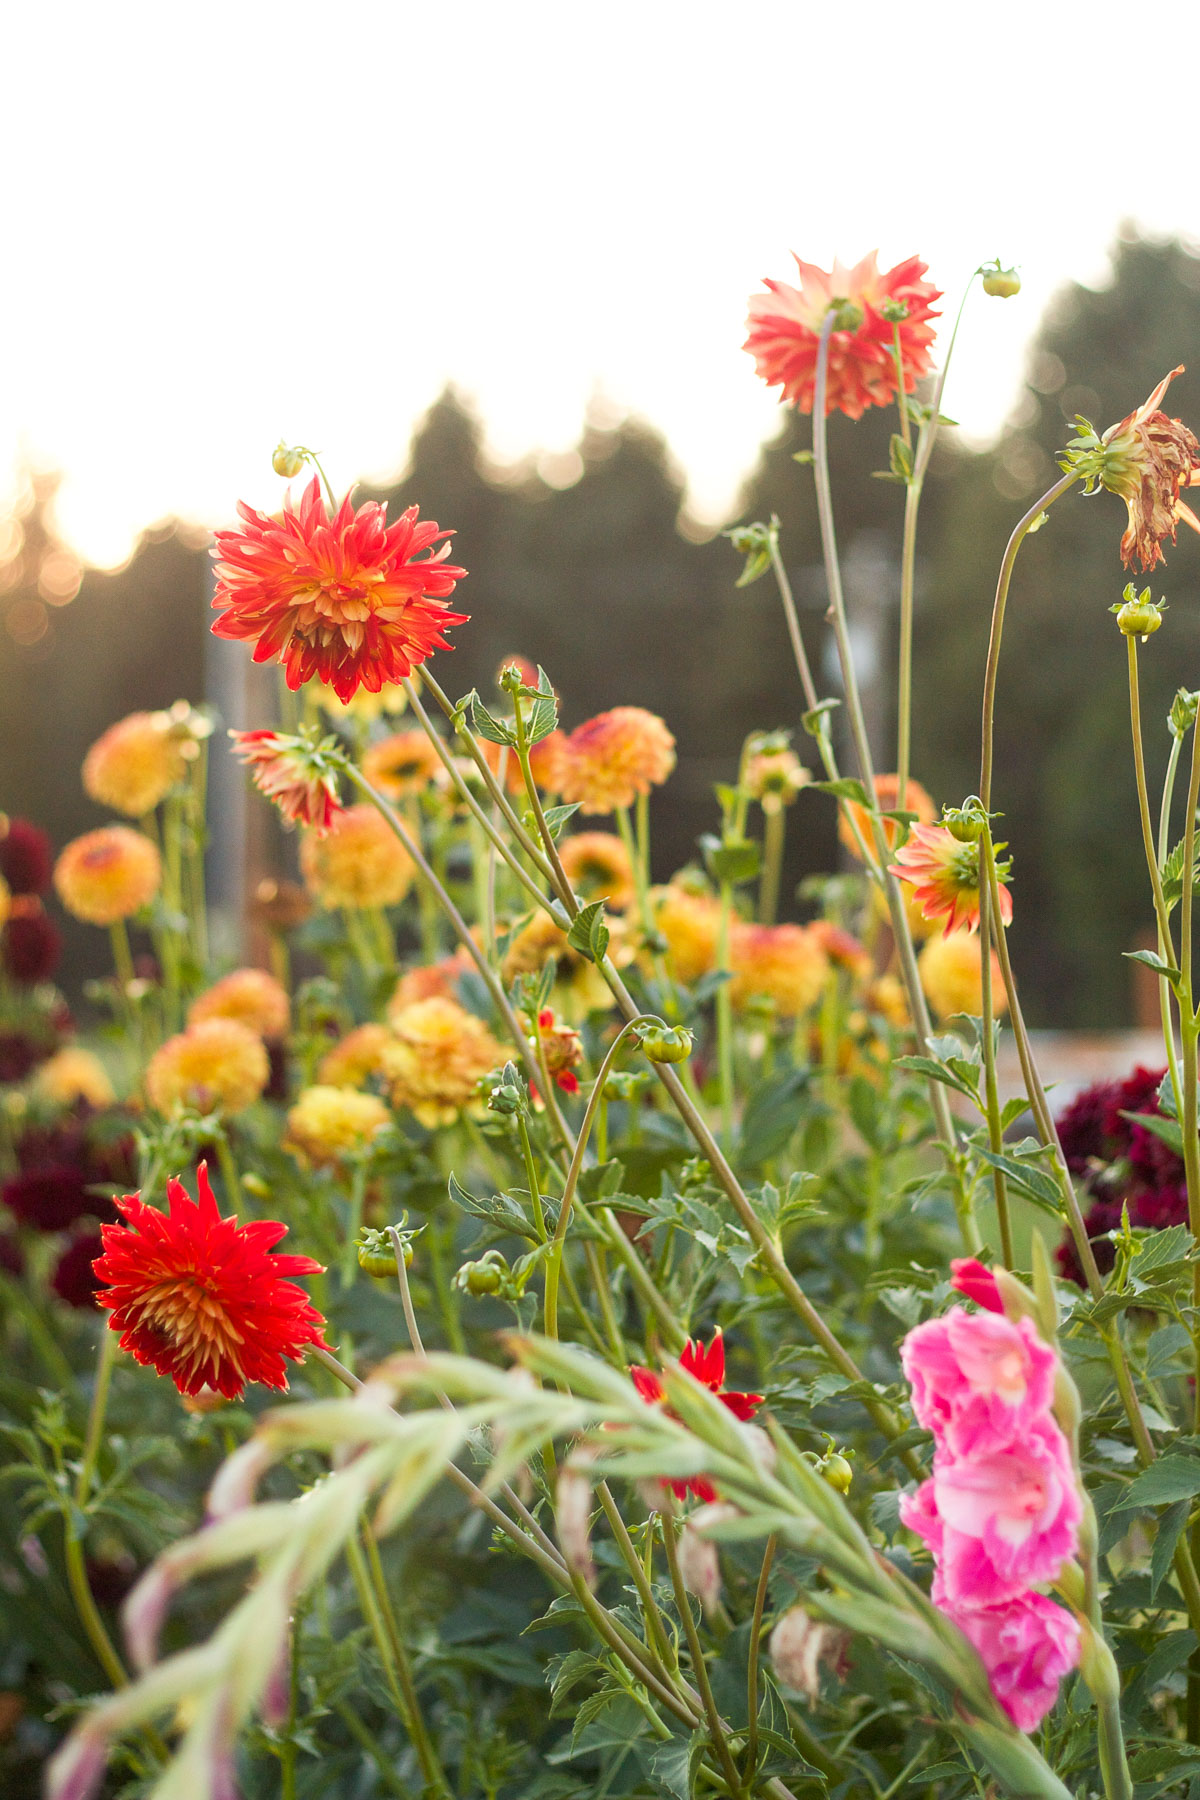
<box><xmin>559</xmin><ymin>832</ymin><xmax>636</xmax><ymax>911</ymax></box>
<box><xmin>918</xmin><ymin>930</ymin><xmax>1007</xmax><ymax>1023</ymax></box>
<box><xmin>188</xmin><ymin>968</ymin><xmax>291</xmax><ymax>1040</ymax></box>
<box><xmin>300</xmin><ymin>804</ymin><xmax>414</xmax><ymax>910</ymax></box>
<box><xmin>318</xmin><ymin>1022</ymin><xmax>395</xmax><ymax>1089</ymax></box>
<box><xmin>285</xmin><ymin>1084</ymin><xmax>391</xmax><ymax>1167</ymax></box>
<box><xmin>146</xmin><ymin>1018</ymin><xmax>269</xmax><ymax>1116</ymax></box>
<box><xmin>33</xmin><ymin>1047</ymin><xmax>115</xmax><ymax>1109</ymax></box>
<box><xmin>382</xmin><ymin>997</ymin><xmax>506</xmax><ymax>1128</ymax></box>
<box><xmin>54</xmin><ymin>827</ymin><xmax>161</xmax><ymax>925</ymax></box>
<box><xmin>730</xmin><ymin>922</ymin><xmax>829</xmax><ymax>1018</ymax></box>
<box><xmin>651</xmin><ymin>884</ymin><xmax>722</xmax><ymax>986</ymax></box>
<box><xmin>82</xmin><ymin>711</ymin><xmax>188</xmax><ymax>817</ymax></box>
<box><xmin>320</xmin><ymin>682</ymin><xmax>409</xmax><ymax>723</ymax></box>
<box><xmin>362</xmin><ymin>730</ymin><xmax>446</xmax><ymax>802</ymax></box>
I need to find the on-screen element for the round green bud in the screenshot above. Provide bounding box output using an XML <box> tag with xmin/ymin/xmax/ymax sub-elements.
<box><xmin>487</xmin><ymin>1081</ymin><xmax>524</xmax><ymax>1116</ymax></box>
<box><xmin>879</xmin><ymin>298</ymin><xmax>910</xmax><ymax>323</ymax></box>
<box><xmin>828</xmin><ymin>298</ymin><xmax>864</xmax><ymax>333</ymax></box>
<box><xmin>638</xmin><ymin>1024</ymin><xmax>694</xmax><ymax>1065</ymax></box>
<box><xmin>981</xmin><ymin>267</ymin><xmax>1021</xmax><ymax>299</ymax></box>
<box><xmin>461</xmin><ymin>1259</ymin><xmax>502</xmax><ymax>1296</ymax></box>
<box><xmin>272</xmin><ymin>442</ymin><xmax>306</xmax><ymax>478</ymax></box>
<box><xmin>356</xmin><ymin>1228</ymin><xmax>413</xmax><ymax>1278</ymax></box>
<box><xmin>1115</xmin><ymin>595</ymin><xmax>1164</xmax><ymax>638</ymax></box>
<box><xmin>820</xmin><ymin>1452</ymin><xmax>853</xmax><ymax>1495</ymax></box>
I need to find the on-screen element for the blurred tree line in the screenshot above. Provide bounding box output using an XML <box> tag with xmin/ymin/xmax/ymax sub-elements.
<box><xmin>4</xmin><ymin>228</ymin><xmax>1200</xmax><ymax>1025</ymax></box>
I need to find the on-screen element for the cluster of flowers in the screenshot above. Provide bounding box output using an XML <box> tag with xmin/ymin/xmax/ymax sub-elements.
<box><xmin>1</xmin><ymin>1088</ymin><xmax>136</xmax><ymax>1308</ymax></box>
<box><xmin>1054</xmin><ymin>1065</ymin><xmax>1181</xmax><ymax>1284</ymax></box>
<box><xmin>900</xmin><ymin>1262</ymin><xmax>1082</xmax><ymax>1732</ymax></box>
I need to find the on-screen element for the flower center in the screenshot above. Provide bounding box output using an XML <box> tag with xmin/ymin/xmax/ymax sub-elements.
<box><xmin>132</xmin><ymin>1275</ymin><xmax>246</xmax><ymax>1380</ymax></box>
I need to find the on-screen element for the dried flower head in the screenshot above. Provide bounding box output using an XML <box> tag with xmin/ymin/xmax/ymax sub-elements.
<box><xmin>33</xmin><ymin>1048</ymin><xmax>115</xmax><ymax>1110</ymax></box>
<box><xmin>82</xmin><ymin>712</ymin><xmax>187</xmax><ymax>817</ymax></box>
<box><xmin>145</xmin><ymin>1018</ymin><xmax>270</xmax><ymax>1116</ymax></box>
<box><xmin>558</xmin><ymin>708</ymin><xmax>676</xmax><ymax>815</ymax></box>
<box><xmin>536</xmin><ymin>1008</ymin><xmax>584</xmax><ymax>1093</ymax></box>
<box><xmin>93</xmin><ymin>1162</ymin><xmax>327</xmax><ymax>1398</ymax></box>
<box><xmin>211</xmin><ymin>477</ymin><xmax>468</xmax><ymax>702</ymax></box>
<box><xmin>745</xmin><ymin>252</ymin><xmax>941</xmax><ymax>419</ymax></box>
<box><xmin>362</xmin><ymin>730</ymin><xmax>446</xmax><ymax>801</ymax></box>
<box><xmin>53</xmin><ymin>827</ymin><xmax>161</xmax><ymax>926</ymax></box>
<box><xmin>230</xmin><ymin>729</ymin><xmax>344</xmax><ymax>834</ymax></box>
<box><xmin>300</xmin><ymin>804</ymin><xmax>414</xmax><ymax>910</ymax></box>
<box><xmin>188</xmin><ymin>969</ymin><xmax>291</xmax><ymax>1041</ymax></box>
<box><xmin>382</xmin><ymin>996</ymin><xmax>506</xmax><ymax>1128</ymax></box>
<box><xmin>918</xmin><ymin>929</ymin><xmax>1007</xmax><ymax>1022</ymax></box>
<box><xmin>890</xmin><ymin>822</ymin><xmax>1012</xmax><ymax>937</ymax></box>
<box><xmin>1088</xmin><ymin>367</ymin><xmax>1200</xmax><ymax>571</ymax></box>
<box><xmin>730</xmin><ymin>922</ymin><xmax>829</xmax><ymax>1019</ymax></box>
<box><xmin>285</xmin><ymin>1084</ymin><xmax>390</xmax><ymax>1167</ymax></box>
<box><xmin>559</xmin><ymin>832</ymin><xmax>636</xmax><ymax>910</ymax></box>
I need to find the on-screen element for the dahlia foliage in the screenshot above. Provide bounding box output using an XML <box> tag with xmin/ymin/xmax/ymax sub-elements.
<box><xmin>11</xmin><ymin>256</ymin><xmax>1200</xmax><ymax>1800</ymax></box>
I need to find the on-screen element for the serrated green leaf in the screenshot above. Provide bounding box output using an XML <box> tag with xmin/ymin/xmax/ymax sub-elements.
<box><xmin>811</xmin><ymin>777</ymin><xmax>871</xmax><ymax>805</ymax></box>
<box><xmin>566</xmin><ymin>900</ymin><xmax>609</xmax><ymax>965</ymax></box>
<box><xmin>974</xmin><ymin>1148</ymin><xmax>1063</xmax><ymax>1214</ymax></box>
<box><xmin>470</xmin><ymin>693</ymin><xmax>518</xmax><ymax>747</ymax></box>
<box><xmin>525</xmin><ymin>667</ymin><xmax>559</xmax><ymax>745</ymax></box>
<box><xmin>1116</xmin><ymin>1454</ymin><xmax>1200</xmax><ymax>1510</ymax></box>
<box><xmin>1151</xmin><ymin>1499</ymin><xmax>1191</xmax><ymax>1601</ymax></box>
<box><xmin>541</xmin><ymin>803</ymin><xmax>581</xmax><ymax>842</ymax></box>
<box><xmin>893</xmin><ymin>1055</ymin><xmax>979</xmax><ymax>1101</ymax></box>
<box><xmin>699</xmin><ymin>832</ymin><xmax>760</xmax><ymax>885</ymax></box>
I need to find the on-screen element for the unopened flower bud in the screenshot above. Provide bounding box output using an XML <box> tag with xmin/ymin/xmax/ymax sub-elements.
<box><xmin>455</xmin><ymin>1256</ymin><xmax>502</xmax><ymax>1296</ymax></box>
<box><xmin>487</xmin><ymin>1080</ymin><xmax>524</xmax><ymax>1116</ymax></box>
<box><xmin>981</xmin><ymin>265</ymin><xmax>1021</xmax><ymax>299</ymax></box>
<box><xmin>940</xmin><ymin>800</ymin><xmax>988</xmax><ymax>844</ymax></box>
<box><xmin>820</xmin><ymin>1451</ymin><xmax>853</xmax><ymax>1495</ymax></box>
<box><xmin>638</xmin><ymin>1023</ymin><xmax>693</xmax><ymax>1064</ymax></box>
<box><xmin>556</xmin><ymin>1452</ymin><xmax>597</xmax><ymax>1586</ymax></box>
<box><xmin>272</xmin><ymin>442</ymin><xmax>306</xmax><ymax>478</ymax></box>
<box><xmin>828</xmin><ymin>298</ymin><xmax>864</xmax><ymax>333</ymax></box>
<box><xmin>1171</xmin><ymin>689</ymin><xmax>1200</xmax><ymax>740</ymax></box>
<box><xmin>770</xmin><ymin>1608</ymin><xmax>851</xmax><ymax>1701</ymax></box>
<box><xmin>1114</xmin><ymin>583</ymin><xmax>1165</xmax><ymax>640</ymax></box>
<box><xmin>357</xmin><ymin>1226</ymin><xmax>413</xmax><ymax>1278</ymax></box>
<box><xmin>879</xmin><ymin>298</ymin><xmax>910</xmax><ymax>323</ymax></box>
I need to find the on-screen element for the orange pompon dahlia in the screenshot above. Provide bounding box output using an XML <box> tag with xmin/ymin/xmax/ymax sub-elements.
<box><xmin>808</xmin><ymin>920</ymin><xmax>872</xmax><ymax>982</ymax></box>
<box><xmin>918</xmin><ymin>930</ymin><xmax>1007</xmax><ymax>1023</ymax></box>
<box><xmin>559</xmin><ymin>831</ymin><xmax>636</xmax><ymax>910</ymax></box>
<box><xmin>188</xmin><ymin>968</ymin><xmax>291</xmax><ymax>1040</ymax></box>
<box><xmin>652</xmin><ymin>883</ymin><xmax>722</xmax><ymax>986</ymax></box>
<box><xmin>382</xmin><ymin>996</ymin><xmax>507</xmax><ymax>1128</ymax></box>
<box><xmin>557</xmin><ymin>708</ymin><xmax>676</xmax><ymax>816</ymax></box>
<box><xmin>730</xmin><ymin>922</ymin><xmax>829</xmax><ymax>1018</ymax></box>
<box><xmin>145</xmin><ymin>1018</ymin><xmax>270</xmax><ymax>1117</ymax></box>
<box><xmin>211</xmin><ymin>476</ymin><xmax>468</xmax><ymax>703</ymax></box>
<box><xmin>300</xmin><ymin>804</ymin><xmax>414</xmax><ymax>910</ymax></box>
<box><xmin>362</xmin><ymin>730</ymin><xmax>446</xmax><ymax>801</ymax></box>
<box><xmin>317</xmin><ymin>1021</ymin><xmax>394</xmax><ymax>1088</ymax></box>
<box><xmin>54</xmin><ymin>827</ymin><xmax>161</xmax><ymax>925</ymax></box>
<box><xmin>631</xmin><ymin>1332</ymin><xmax>763</xmax><ymax>1502</ymax></box>
<box><xmin>93</xmin><ymin>1162</ymin><xmax>328</xmax><ymax>1398</ymax></box>
<box><xmin>477</xmin><ymin>729</ymin><xmax>570</xmax><ymax>797</ymax></box>
<box><xmin>745</xmin><ymin>253</ymin><xmax>941</xmax><ymax>419</ymax></box>
<box><xmin>230</xmin><ymin>728</ymin><xmax>344</xmax><ymax>834</ymax></box>
<box><xmin>1098</xmin><ymin>367</ymin><xmax>1200</xmax><ymax>571</ymax></box>
<box><xmin>889</xmin><ymin>823</ymin><xmax>1012</xmax><ymax>937</ymax></box>
<box><xmin>82</xmin><ymin>711</ymin><xmax>187</xmax><ymax>817</ymax></box>
<box><xmin>837</xmin><ymin>773</ymin><xmax>937</xmax><ymax>863</ymax></box>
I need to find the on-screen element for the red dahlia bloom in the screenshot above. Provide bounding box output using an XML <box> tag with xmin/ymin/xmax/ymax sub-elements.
<box><xmin>93</xmin><ymin>1162</ymin><xmax>328</xmax><ymax>1399</ymax></box>
<box><xmin>230</xmin><ymin>729</ymin><xmax>344</xmax><ymax>833</ymax></box>
<box><xmin>745</xmin><ymin>252</ymin><xmax>941</xmax><ymax>419</ymax></box>
<box><xmin>631</xmin><ymin>1331</ymin><xmax>763</xmax><ymax>1502</ymax></box>
<box><xmin>211</xmin><ymin>477</ymin><xmax>468</xmax><ymax>704</ymax></box>
<box><xmin>889</xmin><ymin>822</ymin><xmax>1013</xmax><ymax>937</ymax></box>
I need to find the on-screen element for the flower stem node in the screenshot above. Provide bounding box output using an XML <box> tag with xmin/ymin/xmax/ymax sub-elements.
<box><xmin>1113</xmin><ymin>584</ymin><xmax>1165</xmax><ymax>640</ymax></box>
<box><xmin>271</xmin><ymin>442</ymin><xmax>306</xmax><ymax>478</ymax></box>
<box><xmin>637</xmin><ymin>1023</ymin><xmax>694</xmax><ymax>1065</ymax></box>
<box><xmin>981</xmin><ymin>263</ymin><xmax>1021</xmax><ymax>299</ymax></box>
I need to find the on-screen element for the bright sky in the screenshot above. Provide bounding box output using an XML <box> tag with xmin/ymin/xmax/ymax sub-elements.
<box><xmin>3</xmin><ymin>0</ymin><xmax>1196</xmax><ymax>568</ymax></box>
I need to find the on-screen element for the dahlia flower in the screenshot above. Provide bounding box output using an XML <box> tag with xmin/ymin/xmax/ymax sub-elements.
<box><xmin>145</xmin><ymin>1018</ymin><xmax>270</xmax><ymax>1117</ymax></box>
<box><xmin>230</xmin><ymin>729</ymin><xmax>344</xmax><ymax>834</ymax></box>
<box><xmin>52</xmin><ymin>1232</ymin><xmax>105</xmax><ymax>1310</ymax></box>
<box><xmin>891</xmin><ymin>823</ymin><xmax>1012</xmax><ymax>937</ymax></box>
<box><xmin>558</xmin><ymin>708</ymin><xmax>676</xmax><ymax>815</ymax></box>
<box><xmin>318</xmin><ymin>1021</ymin><xmax>395</xmax><ymax>1089</ymax></box>
<box><xmin>53</xmin><ymin>827</ymin><xmax>161</xmax><ymax>926</ymax></box>
<box><xmin>631</xmin><ymin>1332</ymin><xmax>763</xmax><ymax>1502</ymax></box>
<box><xmin>0</xmin><ymin>816</ymin><xmax>52</xmax><ymax>895</ymax></box>
<box><xmin>188</xmin><ymin>968</ymin><xmax>291</xmax><ymax>1041</ymax></box>
<box><xmin>319</xmin><ymin>680</ymin><xmax>408</xmax><ymax>723</ymax></box>
<box><xmin>744</xmin><ymin>741</ymin><xmax>810</xmax><ymax>813</ymax></box>
<box><xmin>1097</xmin><ymin>367</ymin><xmax>1200</xmax><ymax>571</ymax></box>
<box><xmin>211</xmin><ymin>476</ymin><xmax>468</xmax><ymax>702</ymax></box>
<box><xmin>285</xmin><ymin>1084</ymin><xmax>391</xmax><ymax>1168</ymax></box>
<box><xmin>93</xmin><ymin>1163</ymin><xmax>328</xmax><ymax>1398</ymax></box>
<box><xmin>838</xmin><ymin>773</ymin><xmax>937</xmax><ymax>863</ymax></box>
<box><xmin>559</xmin><ymin>831</ymin><xmax>636</xmax><ymax>910</ymax></box>
<box><xmin>388</xmin><ymin>948</ymin><xmax>474</xmax><ymax>1016</ymax></box>
<box><xmin>745</xmin><ymin>253</ymin><xmax>941</xmax><ymax>419</ymax></box>
<box><xmin>918</xmin><ymin>930</ymin><xmax>1006</xmax><ymax>1022</ymax></box>
<box><xmin>33</xmin><ymin>1047</ymin><xmax>115</xmax><ymax>1110</ymax></box>
<box><xmin>300</xmin><ymin>804</ymin><xmax>414</xmax><ymax>910</ymax></box>
<box><xmin>382</xmin><ymin>996</ymin><xmax>507</xmax><ymax>1128</ymax></box>
<box><xmin>536</xmin><ymin>1007</ymin><xmax>584</xmax><ymax>1093</ymax></box>
<box><xmin>901</xmin><ymin>1308</ymin><xmax>1058</xmax><ymax>1459</ymax></box>
<box><xmin>948</xmin><ymin>1592</ymin><xmax>1080</xmax><ymax>1734</ymax></box>
<box><xmin>82</xmin><ymin>712</ymin><xmax>187</xmax><ymax>817</ymax></box>
<box><xmin>362</xmin><ymin>730</ymin><xmax>446</xmax><ymax>801</ymax></box>
<box><xmin>730</xmin><ymin>922</ymin><xmax>829</xmax><ymax>1018</ymax></box>
<box><xmin>651</xmin><ymin>884</ymin><xmax>722</xmax><ymax>986</ymax></box>
<box><xmin>2</xmin><ymin>902</ymin><xmax>61</xmax><ymax>983</ymax></box>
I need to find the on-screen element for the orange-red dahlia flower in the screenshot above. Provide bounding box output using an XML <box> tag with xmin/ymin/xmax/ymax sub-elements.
<box><xmin>382</xmin><ymin>996</ymin><xmax>507</xmax><ymax>1127</ymax></box>
<box><xmin>558</xmin><ymin>708</ymin><xmax>676</xmax><ymax>816</ymax></box>
<box><xmin>188</xmin><ymin>968</ymin><xmax>291</xmax><ymax>1040</ymax></box>
<box><xmin>317</xmin><ymin>1021</ymin><xmax>394</xmax><ymax>1088</ymax></box>
<box><xmin>145</xmin><ymin>1018</ymin><xmax>270</xmax><ymax>1116</ymax></box>
<box><xmin>362</xmin><ymin>729</ymin><xmax>446</xmax><ymax>801</ymax></box>
<box><xmin>745</xmin><ymin>253</ymin><xmax>941</xmax><ymax>419</ymax></box>
<box><xmin>838</xmin><ymin>773</ymin><xmax>937</xmax><ymax>863</ymax></box>
<box><xmin>231</xmin><ymin>729</ymin><xmax>344</xmax><ymax>833</ymax></box>
<box><xmin>93</xmin><ymin>1162</ymin><xmax>328</xmax><ymax>1398</ymax></box>
<box><xmin>82</xmin><ymin>712</ymin><xmax>188</xmax><ymax>817</ymax></box>
<box><xmin>1098</xmin><ymin>367</ymin><xmax>1200</xmax><ymax>571</ymax></box>
<box><xmin>211</xmin><ymin>476</ymin><xmax>468</xmax><ymax>703</ymax></box>
<box><xmin>918</xmin><ymin>930</ymin><xmax>1007</xmax><ymax>1023</ymax></box>
<box><xmin>53</xmin><ymin>827</ymin><xmax>162</xmax><ymax>925</ymax></box>
<box><xmin>890</xmin><ymin>823</ymin><xmax>1012</xmax><ymax>937</ymax></box>
<box><xmin>730</xmin><ymin>922</ymin><xmax>829</xmax><ymax>1018</ymax></box>
<box><xmin>631</xmin><ymin>1332</ymin><xmax>763</xmax><ymax>1502</ymax></box>
<box><xmin>559</xmin><ymin>831</ymin><xmax>636</xmax><ymax>910</ymax></box>
<box><xmin>388</xmin><ymin>947</ymin><xmax>473</xmax><ymax>1018</ymax></box>
<box><xmin>300</xmin><ymin>804</ymin><xmax>414</xmax><ymax>910</ymax></box>
<box><xmin>808</xmin><ymin>920</ymin><xmax>872</xmax><ymax>982</ymax></box>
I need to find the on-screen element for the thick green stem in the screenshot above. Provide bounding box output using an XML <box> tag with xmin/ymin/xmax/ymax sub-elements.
<box><xmin>1127</xmin><ymin>636</ymin><xmax>1179</xmax><ymax>965</ymax></box>
<box><xmin>758</xmin><ymin>808</ymin><xmax>785</xmax><ymax>927</ymax></box>
<box><xmin>978</xmin><ymin>836</ymin><xmax>1012</xmax><ymax>1267</ymax></box>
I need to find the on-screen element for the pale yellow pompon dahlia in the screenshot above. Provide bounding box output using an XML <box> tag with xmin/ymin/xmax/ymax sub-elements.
<box><xmin>34</xmin><ymin>1046</ymin><xmax>116</xmax><ymax>1108</ymax></box>
<box><xmin>362</xmin><ymin>730</ymin><xmax>446</xmax><ymax>802</ymax></box>
<box><xmin>82</xmin><ymin>711</ymin><xmax>188</xmax><ymax>817</ymax></box>
<box><xmin>188</xmin><ymin>968</ymin><xmax>291</xmax><ymax>1040</ymax></box>
<box><xmin>382</xmin><ymin>996</ymin><xmax>507</xmax><ymax>1128</ymax></box>
<box><xmin>558</xmin><ymin>707</ymin><xmax>676</xmax><ymax>815</ymax></box>
<box><xmin>918</xmin><ymin>929</ymin><xmax>1007</xmax><ymax>1023</ymax></box>
<box><xmin>285</xmin><ymin>1084</ymin><xmax>391</xmax><ymax>1167</ymax></box>
<box><xmin>651</xmin><ymin>883</ymin><xmax>722</xmax><ymax>986</ymax></box>
<box><xmin>54</xmin><ymin>827</ymin><xmax>162</xmax><ymax>925</ymax></box>
<box><xmin>317</xmin><ymin>1022</ymin><xmax>395</xmax><ymax>1088</ymax></box>
<box><xmin>146</xmin><ymin>1018</ymin><xmax>270</xmax><ymax>1116</ymax></box>
<box><xmin>559</xmin><ymin>831</ymin><xmax>636</xmax><ymax>911</ymax></box>
<box><xmin>730</xmin><ymin>922</ymin><xmax>829</xmax><ymax>1018</ymax></box>
<box><xmin>300</xmin><ymin>804</ymin><xmax>414</xmax><ymax>910</ymax></box>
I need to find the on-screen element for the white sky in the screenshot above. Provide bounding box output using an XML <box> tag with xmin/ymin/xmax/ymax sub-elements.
<box><xmin>3</xmin><ymin>0</ymin><xmax>1198</xmax><ymax>568</ymax></box>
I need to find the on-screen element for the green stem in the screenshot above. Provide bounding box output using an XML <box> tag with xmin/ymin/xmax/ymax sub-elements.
<box><xmin>1127</xmin><ymin>636</ymin><xmax>1179</xmax><ymax>965</ymax></box>
<box><xmin>715</xmin><ymin>880</ymin><xmax>735</xmax><ymax>1148</ymax></box>
<box><xmin>1179</xmin><ymin>714</ymin><xmax>1200</xmax><ymax>1436</ymax></box>
<box><xmin>597</xmin><ymin>1484</ymin><xmax>680</xmax><ymax>1679</ymax></box>
<box><xmin>758</xmin><ymin>808</ymin><xmax>785</xmax><ymax>927</ymax></box>
<box><xmin>362</xmin><ymin>1529</ymin><xmax>450</xmax><ymax>1798</ymax></box>
<box><xmin>1158</xmin><ymin>731</ymin><xmax>1186</xmax><ymax>1113</ymax></box>
<box><xmin>347</xmin><ymin>1534</ymin><xmax>449</xmax><ymax>1797</ymax></box>
<box><xmin>978</xmin><ymin>836</ymin><xmax>1011</xmax><ymax>1267</ymax></box>
<box><xmin>341</xmin><ymin>1155</ymin><xmax>371</xmax><ymax>1286</ymax></box>
<box><xmin>895</xmin><ymin>476</ymin><xmax>920</xmax><ymax>803</ymax></box>
<box><xmin>661</xmin><ymin>1511</ymin><xmax>748</xmax><ymax>1800</ymax></box>
<box><xmin>215</xmin><ymin>1130</ymin><xmax>243</xmax><ymax>1216</ymax></box>
<box><xmin>766</xmin><ymin>532</ymin><xmax>820</xmax><ymax>715</ymax></box>
<box><xmin>744</xmin><ymin>1533</ymin><xmax>775</xmax><ymax>1781</ymax></box>
<box><xmin>516</xmin><ymin>1112</ymin><xmax>548</xmax><ymax>1241</ymax></box>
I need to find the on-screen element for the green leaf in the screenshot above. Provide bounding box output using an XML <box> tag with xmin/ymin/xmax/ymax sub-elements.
<box><xmin>699</xmin><ymin>833</ymin><xmax>761</xmax><ymax>885</ymax></box>
<box><xmin>525</xmin><ymin>666</ymin><xmax>559</xmax><ymax>746</ymax></box>
<box><xmin>973</xmin><ymin>1147</ymin><xmax>1063</xmax><ymax>1215</ymax></box>
<box><xmin>1151</xmin><ymin>1500</ymin><xmax>1191</xmax><ymax>1601</ymax></box>
<box><xmin>801</xmin><ymin>698</ymin><xmax>840</xmax><ymax>738</ymax></box>
<box><xmin>893</xmin><ymin>1054</ymin><xmax>979</xmax><ymax>1102</ymax></box>
<box><xmin>738</xmin><ymin>1069</ymin><xmax>808</xmax><ymax>1166</ymax></box>
<box><xmin>447</xmin><ymin>1172</ymin><xmax>542</xmax><ymax>1241</ymax></box>
<box><xmin>648</xmin><ymin>1733</ymin><xmax>702</xmax><ymax>1800</ymax></box>
<box><xmin>1124</xmin><ymin>947</ymin><xmax>1181</xmax><ymax>987</ymax></box>
<box><xmin>566</xmin><ymin>900</ymin><xmax>609</xmax><ymax>965</ymax></box>
<box><xmin>1134</xmin><ymin>1222</ymin><xmax>1195</xmax><ymax>1275</ymax></box>
<box><xmin>1116</xmin><ymin>1454</ymin><xmax>1200</xmax><ymax>1510</ymax></box>
<box><xmin>811</xmin><ymin>777</ymin><xmax>870</xmax><ymax>806</ymax></box>
<box><xmin>470</xmin><ymin>693</ymin><xmax>518</xmax><ymax>747</ymax></box>
<box><xmin>888</xmin><ymin>432</ymin><xmax>914</xmax><ymax>481</ymax></box>
<box><xmin>1122</xmin><ymin>1109</ymin><xmax>1184</xmax><ymax>1156</ymax></box>
<box><xmin>540</xmin><ymin>802</ymin><xmax>581</xmax><ymax>842</ymax></box>
<box><xmin>734</xmin><ymin>547</ymin><xmax>772</xmax><ymax>587</ymax></box>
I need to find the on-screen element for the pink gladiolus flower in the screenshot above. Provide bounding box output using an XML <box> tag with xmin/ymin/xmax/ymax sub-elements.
<box><xmin>901</xmin><ymin>1307</ymin><xmax>1056</xmax><ymax>1458</ymax></box>
<box><xmin>948</xmin><ymin>1593</ymin><xmax>1080</xmax><ymax>1733</ymax></box>
<box><xmin>902</xmin><ymin>1420</ymin><xmax>1081</xmax><ymax>1607</ymax></box>
<box><xmin>950</xmin><ymin>1257</ymin><xmax>1004</xmax><ymax>1313</ymax></box>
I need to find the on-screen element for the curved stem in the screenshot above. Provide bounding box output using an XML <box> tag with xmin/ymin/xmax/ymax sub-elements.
<box><xmin>744</xmin><ymin>1533</ymin><xmax>776</xmax><ymax>1781</ymax></box>
<box><xmin>766</xmin><ymin>535</ymin><xmax>820</xmax><ymax>715</ymax></box>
